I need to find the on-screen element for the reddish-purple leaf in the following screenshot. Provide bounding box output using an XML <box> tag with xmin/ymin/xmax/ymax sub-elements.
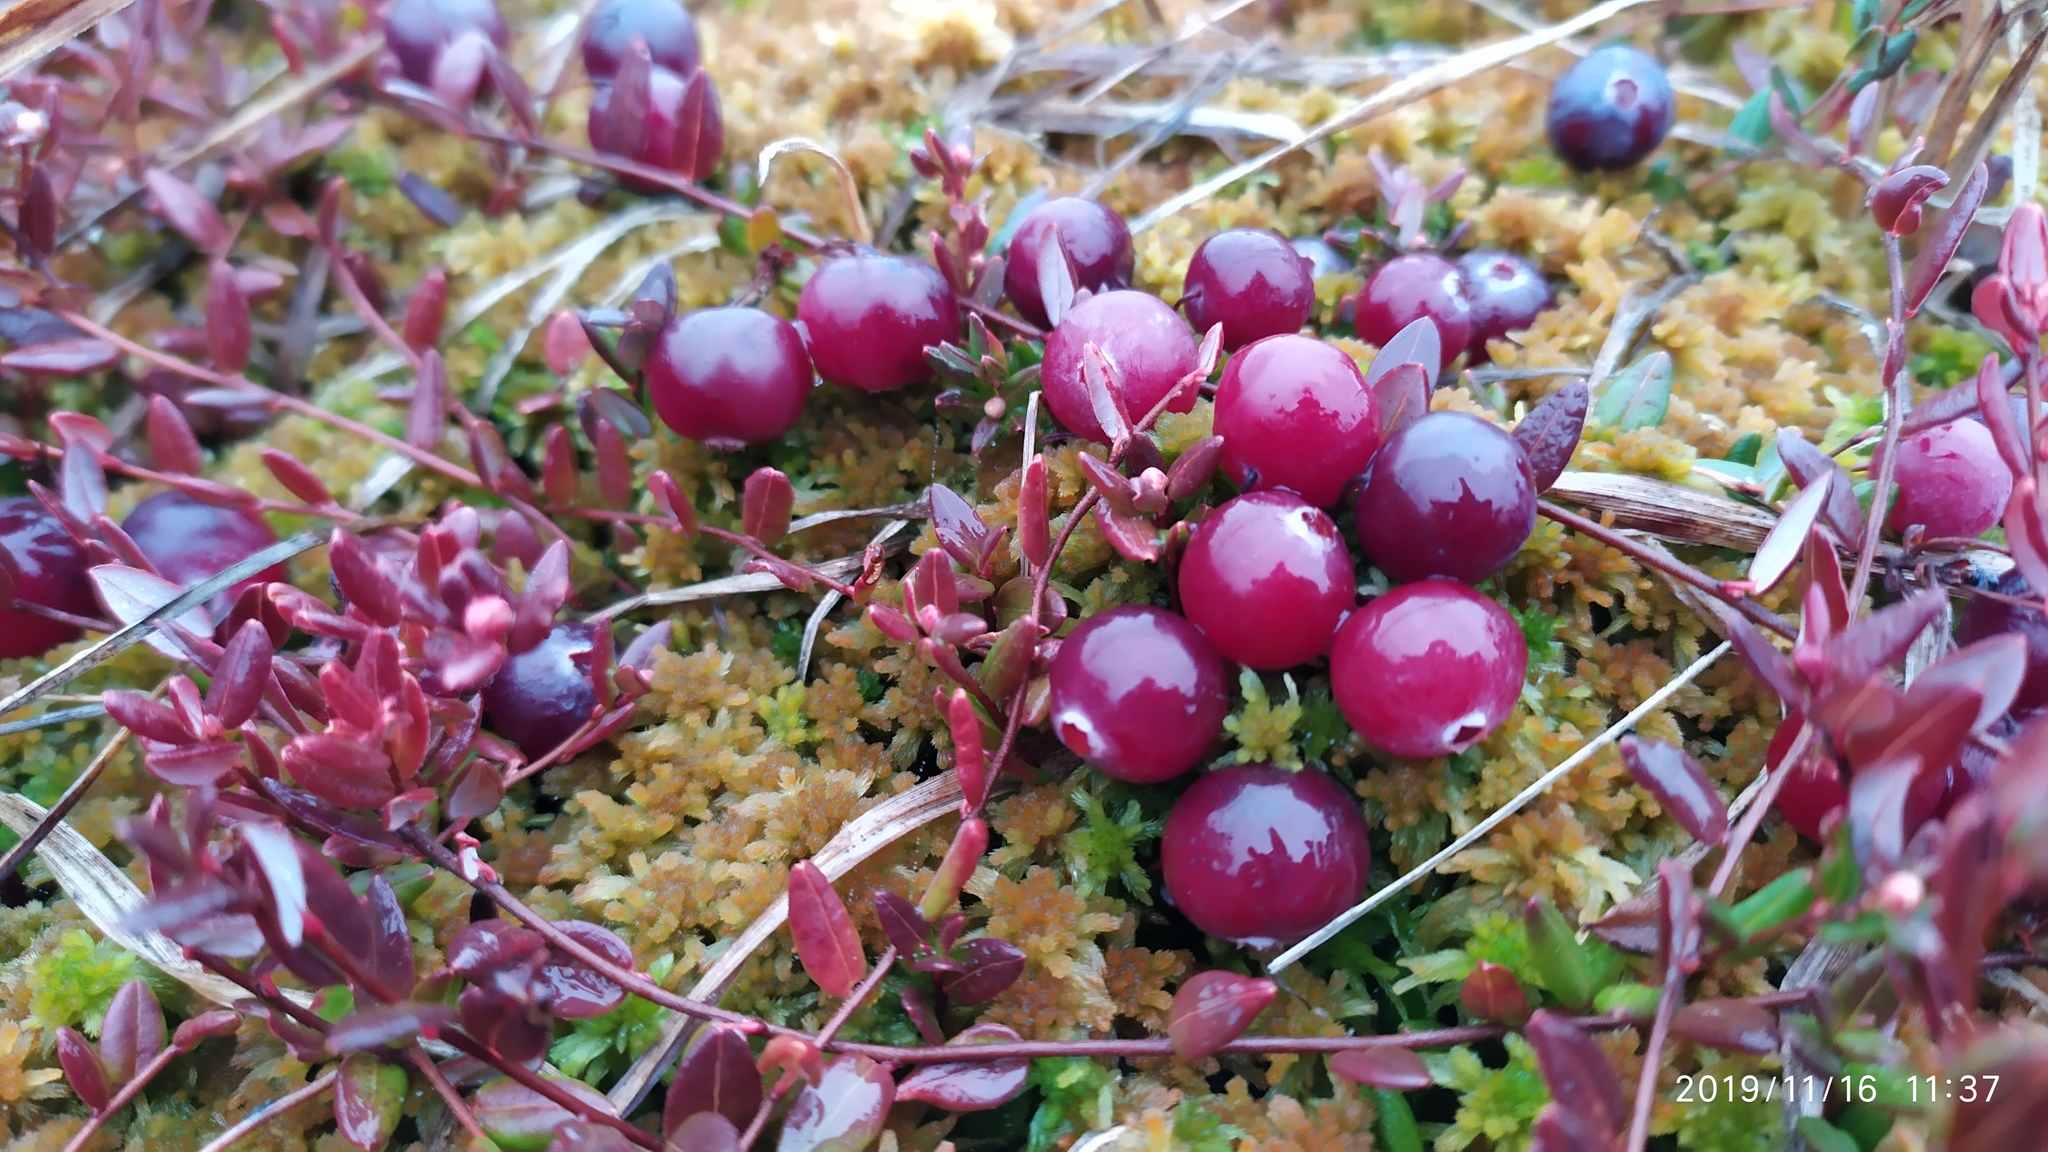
<box><xmin>19</xmin><ymin>165</ymin><xmax>54</xmax><ymax>258</ymax></box>
<box><xmin>1701</xmin><ymin>597</ymin><xmax>1803</xmax><ymax>707</ymax></box>
<box><xmin>1824</xmin><ymin>588</ymin><xmax>1947</xmax><ymax>689</ymax></box>
<box><xmin>591</xmin><ymin>416</ymin><xmax>633</xmax><ymax>510</ymax></box>
<box><xmin>448</xmin><ymin>921</ymin><xmax>548</xmax><ymax>988</ymax></box>
<box><xmin>2003</xmin><ymin>201</ymin><xmax>2048</xmax><ymax>316</ymax></box>
<box><xmin>404</xmin><ymin>269</ymin><xmax>450</xmax><ymax>352</ymax></box>
<box><xmin>57</xmin><ymin>1027</ymin><xmax>109</xmax><ymax>1113</ymax></box>
<box><xmin>1164</xmin><ymin>436</ymin><xmax>1223</xmax><ymax>503</ymax></box>
<box><xmin>941</xmin><ymin>936</ymin><xmax>1024</xmax><ymax>1006</ymax></box>
<box><xmin>0</xmin><ymin>338</ymin><xmax>120</xmax><ymax>375</ymax></box>
<box><xmin>144</xmin><ymin>168</ymin><xmax>228</xmax><ymax>251</ymax></box>
<box><xmin>1869</xmin><ymin>163</ymin><xmax>1950</xmax><ymax>236</ymax></box>
<box><xmin>930</xmin><ymin>484</ymin><xmax>992</xmax><ymax>572</ymax></box>
<box><xmin>2010</xmin><ymin>480</ymin><xmax>2048</xmax><ymax>596</ymax></box>
<box><xmin>206</xmin><ymin>619</ymin><xmax>275</xmax><ymax>729</ymax></box>
<box><xmin>1848</xmin><ymin>753</ymin><xmax>1919</xmax><ymax>869</ymax></box>
<box><xmin>90</xmin><ymin>564</ymin><xmax>215</xmax><ymax>660</ymax></box>
<box><xmin>472</xmin><ymin>1076</ymin><xmax>616</xmax><ymax>1149</ymax></box>
<box><xmin>920</xmin><ymin>816</ymin><xmax>989</xmax><ymax>922</ymax></box>
<box><xmin>408</xmin><ymin>351</ymin><xmax>449</xmax><ymax>452</ymax></box>
<box><xmin>144</xmin><ymin>741</ymin><xmax>246</xmax><ymax>787</ymax></box>
<box><xmin>1329</xmin><ymin>1046</ymin><xmax>1433</xmax><ymax>1091</ymax></box>
<box><xmin>1018</xmin><ymin>455</ymin><xmax>1051</xmax><ymax>567</ymax></box>
<box><xmin>206</xmin><ymin>261</ymin><xmax>252</xmax><ymax>374</ymax></box>
<box><xmin>1917</xmin><ymin>634</ymin><xmax>2028</xmax><ymax>735</ymax></box>
<box><xmin>1371</xmin><ymin>361</ymin><xmax>1430</xmax><ymax>441</ymax></box>
<box><xmin>545</xmin><ymin>310</ymin><xmax>591</xmax><ymax>375</ymax></box>
<box><xmin>1509</xmin><ymin>379</ymin><xmax>1586</xmax><ymax>491</ymax></box>
<box><xmin>670</xmin><ymin>67</ymin><xmax>725</xmax><ymax>182</ymax></box>
<box><xmin>1749</xmin><ymin>471</ymin><xmax>1830</xmax><ymax>595</ymax></box>
<box><xmin>46</xmin><ymin>412</ymin><xmax>113</xmax><ymax>451</ymax></box>
<box><xmin>873</xmin><ymin>890</ymin><xmax>932</xmax><ymax>959</ymax></box>
<box><xmin>364</xmin><ymin>873</ymin><xmax>417</xmax><ymax>997</ymax></box>
<box><xmin>1363</xmin><ymin>316</ymin><xmax>1441</xmax><ymax>391</ymax></box>
<box><xmin>241</xmin><ymin>820</ymin><xmax>308</xmax><ymax>947</ymax></box>
<box><xmin>775</xmin><ymin>1056</ymin><xmax>894</xmax><ymax>1152</ymax></box>
<box><xmin>536</xmin><ymin>920</ymin><xmax>633</xmax><ymax>1019</ymax></box>
<box><xmin>281</xmin><ymin>734</ymin><xmax>399</xmax><ymax>810</ymax></box>
<box><xmin>146</xmin><ymin>395</ymin><xmax>204</xmax><ymax>475</ymax></box>
<box><xmin>1847</xmin><ymin>680</ymin><xmax>1983</xmax><ymax>782</ymax></box>
<box><xmin>895</xmin><ymin>1023</ymin><xmax>1029</xmax><ymax>1111</ymax></box>
<box><xmin>1776</xmin><ymin>428</ymin><xmax>1863</xmax><ymax>543</ymax></box>
<box><xmin>1588</xmin><ymin>888</ymin><xmax>1662</xmax><ymax>955</ymax></box>
<box><xmin>1167</xmin><ymin>970</ymin><xmax>1276</xmax><ymax>1061</ymax></box>
<box><xmin>61</xmin><ymin>440</ymin><xmax>106</xmax><ymax>522</ymax></box>
<box><xmin>666</xmin><ymin>1025</ymin><xmax>763</xmax><ymax>1135</ymax></box>
<box><xmin>1081</xmin><ymin>341</ymin><xmax>1130</xmax><ymax>444</ymax></box>
<box><xmin>650</xmin><ymin>470</ymin><xmax>699</xmax><ymax>542</ymax></box>
<box><xmin>1904</xmin><ymin>162</ymin><xmax>1990</xmax><ymax>317</ymax></box>
<box><xmin>947</xmin><ymin>688</ymin><xmax>991</xmax><ymax>809</ymax></box>
<box><xmin>97</xmin><ymin>980</ymin><xmax>163</xmax><ymax>1088</ymax></box>
<box><xmin>262</xmin><ymin>448</ymin><xmax>336</xmax><ymax>507</ymax></box>
<box><xmin>1619</xmin><ymin>734</ymin><xmax>1729</xmax><ymax>845</ymax></box>
<box><xmin>1460</xmin><ymin>960</ymin><xmax>1531</xmax><ymax>1024</ymax></box>
<box><xmin>541</xmin><ymin>424</ymin><xmax>579</xmax><ymax>506</ymax></box>
<box><xmin>325</xmin><ymin>1002</ymin><xmax>457</xmax><ymax>1054</ymax></box>
<box><xmin>103</xmin><ymin>689</ymin><xmax>194</xmax><ymax>744</ymax></box>
<box><xmin>1974</xmin><ymin>353</ymin><xmax>2030</xmax><ymax>480</ymax></box>
<box><xmin>446</xmin><ymin>759</ymin><xmax>505</xmax><ymax>823</ymax></box>
<box><xmin>788</xmin><ymin>860</ymin><xmax>865</xmax><ymax>998</ymax></box>
<box><xmin>667</xmin><ymin>1112</ymin><xmax>742</xmax><ymax>1152</ymax></box>
<box><xmin>1673</xmin><ymin>998</ymin><xmax>1780</xmax><ymax>1055</ymax></box>
<box><xmin>1523</xmin><ymin>1010</ymin><xmax>1625</xmax><ymax>1141</ymax></box>
<box><xmin>171</xmin><ymin>1010</ymin><xmax>241</xmax><ymax>1051</ymax></box>
<box><xmin>329</xmin><ymin>531</ymin><xmax>403</xmax><ymax>627</ymax></box>
<box><xmin>743</xmin><ymin>467</ymin><xmax>795</xmax><ymax>546</ymax></box>
<box><xmin>334</xmin><ymin>1052</ymin><xmax>407</xmax><ymax>1151</ymax></box>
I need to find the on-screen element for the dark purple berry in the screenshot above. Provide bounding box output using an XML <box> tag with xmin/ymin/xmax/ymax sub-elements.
<box><xmin>122</xmin><ymin>491</ymin><xmax>287</xmax><ymax>619</ymax></box>
<box><xmin>384</xmin><ymin>0</ymin><xmax>509</xmax><ymax>87</ymax></box>
<box><xmin>0</xmin><ymin>497</ymin><xmax>96</xmax><ymax>660</ymax></box>
<box><xmin>581</xmin><ymin>0</ymin><xmax>700</xmax><ymax>80</ymax></box>
<box><xmin>1213</xmin><ymin>334</ymin><xmax>1380</xmax><ymax>508</ymax></box>
<box><xmin>796</xmin><ymin>252</ymin><xmax>959</xmax><ymax>393</ymax></box>
<box><xmin>1355</xmin><ymin>411</ymin><xmax>1536</xmax><ymax>584</ymax></box>
<box><xmin>1041</xmin><ymin>291</ymin><xmax>1198</xmax><ymax>444</ymax></box>
<box><xmin>1958</xmin><ymin>571</ymin><xmax>2048</xmax><ymax>712</ymax></box>
<box><xmin>482</xmin><ymin>621</ymin><xmax>598</xmax><ymax>760</ymax></box>
<box><xmin>1870</xmin><ymin>419</ymin><xmax>2012</xmax><ymax>540</ymax></box>
<box><xmin>1178</xmin><ymin>491</ymin><xmax>1354</xmax><ymax>670</ymax></box>
<box><xmin>1180</xmin><ymin>228</ymin><xmax>1316</xmax><ymax>351</ymax></box>
<box><xmin>1330</xmin><ymin>579</ymin><xmax>1527</xmax><ymax>759</ymax></box>
<box><xmin>647</xmin><ymin>307</ymin><xmax>812</xmax><ymax>449</ymax></box>
<box><xmin>1001</xmin><ymin>197</ymin><xmax>1134</xmax><ymax>329</ymax></box>
<box><xmin>1161</xmin><ymin>764</ymin><xmax>1370</xmax><ymax>947</ymax></box>
<box><xmin>1546</xmin><ymin>45</ymin><xmax>1675</xmax><ymax>172</ymax></box>
<box><xmin>1353</xmin><ymin>254</ymin><xmax>1473</xmax><ymax>370</ymax></box>
<box><xmin>1456</xmin><ymin>250</ymin><xmax>1553</xmax><ymax>360</ymax></box>
<box><xmin>1049</xmin><ymin>606</ymin><xmax>1227</xmax><ymax>784</ymax></box>
<box><xmin>587</xmin><ymin>65</ymin><xmax>723</xmax><ymax>185</ymax></box>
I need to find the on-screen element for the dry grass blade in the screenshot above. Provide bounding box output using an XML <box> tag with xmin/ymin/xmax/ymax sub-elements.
<box><xmin>798</xmin><ymin>520</ymin><xmax>912</xmax><ymax>682</ymax></box>
<box><xmin>591</xmin><ymin>547</ymin><xmax>897</xmax><ymax>620</ymax></box>
<box><xmin>1943</xmin><ymin>23</ymin><xmax>2047</xmax><ymax>198</ymax></box>
<box><xmin>1588</xmin><ymin>273</ymin><xmax>1700</xmax><ymax>389</ymax></box>
<box><xmin>0</xmin><ymin>703</ymin><xmax>106</xmax><ymax>736</ymax></box>
<box><xmin>608</xmin><ymin>771</ymin><xmax>975</xmax><ymax>1112</ymax></box>
<box><xmin>0</xmin><ymin>0</ymin><xmax>134</xmax><ymax>81</ymax></box>
<box><xmin>1128</xmin><ymin>0</ymin><xmax>1654</xmax><ymax>234</ymax></box>
<box><xmin>758</xmin><ymin>138</ymin><xmax>872</xmax><ymax>245</ymax></box>
<box><xmin>1547</xmin><ymin>472</ymin><xmax>1777</xmax><ymax>551</ymax></box>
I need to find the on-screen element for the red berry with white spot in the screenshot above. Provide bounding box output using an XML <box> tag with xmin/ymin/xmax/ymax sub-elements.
<box><xmin>1456</xmin><ymin>250</ymin><xmax>1553</xmax><ymax>360</ymax></box>
<box><xmin>1354</xmin><ymin>411</ymin><xmax>1536</xmax><ymax>584</ymax></box>
<box><xmin>1002</xmin><ymin>197</ymin><xmax>1134</xmax><ymax>329</ymax></box>
<box><xmin>1353</xmin><ymin>254</ymin><xmax>1472</xmax><ymax>371</ymax></box>
<box><xmin>1177</xmin><ymin>491</ymin><xmax>1354</xmax><ymax>670</ymax></box>
<box><xmin>1049</xmin><ymin>606</ymin><xmax>1227</xmax><ymax>784</ymax></box>
<box><xmin>1871</xmin><ymin>418</ymin><xmax>2012</xmax><ymax>540</ymax></box>
<box><xmin>1329</xmin><ymin>579</ymin><xmax>1528</xmax><ymax>759</ymax></box>
<box><xmin>647</xmin><ymin>307</ymin><xmax>812</xmax><ymax>449</ymax></box>
<box><xmin>797</xmin><ymin>252</ymin><xmax>959</xmax><ymax>392</ymax></box>
<box><xmin>0</xmin><ymin>497</ymin><xmax>96</xmax><ymax>660</ymax></box>
<box><xmin>1214</xmin><ymin>334</ymin><xmax>1381</xmax><ymax>508</ymax></box>
<box><xmin>1041</xmin><ymin>291</ymin><xmax>1199</xmax><ymax>444</ymax></box>
<box><xmin>1161</xmin><ymin>763</ymin><xmax>1371</xmax><ymax>947</ymax></box>
<box><xmin>1180</xmin><ymin>228</ymin><xmax>1316</xmax><ymax>351</ymax></box>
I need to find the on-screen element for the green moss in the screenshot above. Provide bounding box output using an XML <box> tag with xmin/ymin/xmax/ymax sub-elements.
<box><xmin>1428</xmin><ymin>1034</ymin><xmax>1550</xmax><ymax>1152</ymax></box>
<box><xmin>28</xmin><ymin>930</ymin><xmax>146</xmax><ymax>1035</ymax></box>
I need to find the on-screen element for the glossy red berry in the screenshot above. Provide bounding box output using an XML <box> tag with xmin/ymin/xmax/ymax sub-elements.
<box><xmin>1330</xmin><ymin>580</ymin><xmax>1527</xmax><ymax>759</ymax></box>
<box><xmin>796</xmin><ymin>252</ymin><xmax>959</xmax><ymax>392</ymax></box>
<box><xmin>1002</xmin><ymin>197</ymin><xmax>1134</xmax><ymax>329</ymax></box>
<box><xmin>1771</xmin><ymin>713</ymin><xmax>1844</xmax><ymax>842</ymax></box>
<box><xmin>122</xmin><ymin>491</ymin><xmax>287</xmax><ymax>619</ymax></box>
<box><xmin>1180</xmin><ymin>229</ymin><xmax>1316</xmax><ymax>351</ymax></box>
<box><xmin>1354</xmin><ymin>411</ymin><xmax>1536</xmax><ymax>584</ymax></box>
<box><xmin>1353</xmin><ymin>254</ymin><xmax>1472</xmax><ymax>370</ymax></box>
<box><xmin>1546</xmin><ymin>45</ymin><xmax>1675</xmax><ymax>172</ymax></box>
<box><xmin>1213</xmin><ymin>334</ymin><xmax>1380</xmax><ymax>508</ymax></box>
<box><xmin>1456</xmin><ymin>250</ymin><xmax>1553</xmax><ymax>360</ymax></box>
<box><xmin>1049</xmin><ymin>606</ymin><xmax>1227</xmax><ymax>784</ymax></box>
<box><xmin>1178</xmin><ymin>491</ymin><xmax>1354</xmax><ymax>670</ymax></box>
<box><xmin>0</xmin><ymin>497</ymin><xmax>97</xmax><ymax>660</ymax></box>
<box><xmin>1870</xmin><ymin>419</ymin><xmax>2012</xmax><ymax>540</ymax></box>
<box><xmin>1161</xmin><ymin>764</ymin><xmax>1370</xmax><ymax>947</ymax></box>
<box><xmin>647</xmin><ymin>307</ymin><xmax>812</xmax><ymax>449</ymax></box>
<box><xmin>1958</xmin><ymin>571</ymin><xmax>2048</xmax><ymax>711</ymax></box>
<box><xmin>385</xmin><ymin>0</ymin><xmax>509</xmax><ymax>86</ymax></box>
<box><xmin>587</xmin><ymin>65</ymin><xmax>723</xmax><ymax>185</ymax></box>
<box><xmin>1041</xmin><ymin>291</ymin><xmax>1199</xmax><ymax>444</ymax></box>
<box><xmin>482</xmin><ymin>621</ymin><xmax>598</xmax><ymax>760</ymax></box>
<box><xmin>581</xmin><ymin>0</ymin><xmax>700</xmax><ymax>80</ymax></box>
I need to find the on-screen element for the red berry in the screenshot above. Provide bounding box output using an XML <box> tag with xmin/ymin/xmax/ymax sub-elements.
<box><xmin>1771</xmin><ymin>713</ymin><xmax>1844</xmax><ymax>842</ymax></box>
<box><xmin>482</xmin><ymin>621</ymin><xmax>598</xmax><ymax>760</ymax></box>
<box><xmin>1958</xmin><ymin>571</ymin><xmax>2048</xmax><ymax>711</ymax></box>
<box><xmin>1178</xmin><ymin>491</ymin><xmax>1354</xmax><ymax>670</ymax></box>
<box><xmin>796</xmin><ymin>252</ymin><xmax>959</xmax><ymax>393</ymax></box>
<box><xmin>1002</xmin><ymin>197</ymin><xmax>1134</xmax><ymax>329</ymax></box>
<box><xmin>1353</xmin><ymin>254</ymin><xmax>1473</xmax><ymax>370</ymax></box>
<box><xmin>0</xmin><ymin>497</ymin><xmax>96</xmax><ymax>660</ymax></box>
<box><xmin>1049</xmin><ymin>606</ymin><xmax>1228</xmax><ymax>784</ymax></box>
<box><xmin>385</xmin><ymin>0</ymin><xmax>508</xmax><ymax>86</ymax></box>
<box><xmin>1161</xmin><ymin>764</ymin><xmax>1370</xmax><ymax>947</ymax></box>
<box><xmin>1871</xmin><ymin>419</ymin><xmax>2012</xmax><ymax>540</ymax></box>
<box><xmin>647</xmin><ymin>307</ymin><xmax>812</xmax><ymax>449</ymax></box>
<box><xmin>581</xmin><ymin>0</ymin><xmax>700</xmax><ymax>80</ymax></box>
<box><xmin>1354</xmin><ymin>411</ymin><xmax>1535</xmax><ymax>584</ymax></box>
<box><xmin>122</xmin><ymin>491</ymin><xmax>287</xmax><ymax>619</ymax></box>
<box><xmin>1180</xmin><ymin>228</ymin><xmax>1316</xmax><ymax>351</ymax></box>
<box><xmin>1213</xmin><ymin>334</ymin><xmax>1381</xmax><ymax>508</ymax></box>
<box><xmin>1455</xmin><ymin>251</ymin><xmax>1553</xmax><ymax>360</ymax></box>
<box><xmin>1546</xmin><ymin>45</ymin><xmax>1674</xmax><ymax>172</ymax></box>
<box><xmin>1041</xmin><ymin>291</ymin><xmax>1199</xmax><ymax>444</ymax></box>
<box><xmin>587</xmin><ymin>65</ymin><xmax>723</xmax><ymax>185</ymax></box>
<box><xmin>1329</xmin><ymin>579</ymin><xmax>1527</xmax><ymax>759</ymax></box>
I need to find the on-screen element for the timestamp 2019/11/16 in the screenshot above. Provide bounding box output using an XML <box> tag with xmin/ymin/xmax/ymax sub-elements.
<box><xmin>1674</xmin><ymin>1073</ymin><xmax>2000</xmax><ymax>1104</ymax></box>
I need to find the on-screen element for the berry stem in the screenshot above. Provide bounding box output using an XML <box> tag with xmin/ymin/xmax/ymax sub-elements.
<box><xmin>55</xmin><ymin>1043</ymin><xmax>182</xmax><ymax>1152</ymax></box>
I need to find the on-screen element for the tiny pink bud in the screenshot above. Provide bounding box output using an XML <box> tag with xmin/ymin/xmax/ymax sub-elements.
<box><xmin>1868</xmin><ymin>164</ymin><xmax>1949</xmax><ymax>236</ymax></box>
<box><xmin>1875</xmin><ymin>870</ymin><xmax>1926</xmax><ymax>916</ymax></box>
<box><xmin>921</xmin><ymin>815</ymin><xmax>989</xmax><ymax>919</ymax></box>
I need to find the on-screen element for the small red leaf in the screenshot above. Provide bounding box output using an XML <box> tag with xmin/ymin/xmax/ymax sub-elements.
<box><xmin>90</xmin><ymin>564</ymin><xmax>215</xmax><ymax>660</ymax></box>
<box><xmin>57</xmin><ymin>1027</ymin><xmax>109</xmax><ymax>1113</ymax></box>
<box><xmin>206</xmin><ymin>261</ymin><xmax>252</xmax><ymax>374</ymax></box>
<box><xmin>1364</xmin><ymin>316</ymin><xmax>1441</xmax><ymax>391</ymax></box>
<box><xmin>97</xmin><ymin>980</ymin><xmax>163</xmax><ymax>1088</ymax></box>
<box><xmin>1328</xmin><ymin>1046</ymin><xmax>1433</xmax><ymax>1091</ymax></box>
<box><xmin>334</xmin><ymin>1052</ymin><xmax>407</xmax><ymax>1150</ymax></box>
<box><xmin>2009</xmin><ymin>480</ymin><xmax>2048</xmax><ymax>597</ymax></box>
<box><xmin>1975</xmin><ymin>353</ymin><xmax>2030</xmax><ymax>480</ymax></box>
<box><xmin>146</xmin><ymin>395</ymin><xmax>204</xmax><ymax>475</ymax></box>
<box><xmin>668</xmin><ymin>1112</ymin><xmax>742</xmax><ymax>1152</ymax></box>
<box><xmin>0</xmin><ymin>338</ymin><xmax>119</xmax><ymax>375</ymax></box>
<box><xmin>947</xmin><ymin>689</ymin><xmax>991</xmax><ymax>809</ymax></box>
<box><xmin>1672</xmin><ymin>998</ymin><xmax>1780</xmax><ymax>1055</ymax></box>
<box><xmin>144</xmin><ymin>168</ymin><xmax>228</xmax><ymax>251</ymax></box>
<box><xmin>1903</xmin><ymin>161</ymin><xmax>1990</xmax><ymax>317</ymax></box>
<box><xmin>941</xmin><ymin>935</ymin><xmax>1023</xmax><ymax>1006</ymax></box>
<box><xmin>743</xmin><ymin>467</ymin><xmax>795</xmax><ymax>546</ymax></box>
<box><xmin>1869</xmin><ymin>163</ymin><xmax>1950</xmax><ymax>236</ymax></box>
<box><xmin>670</xmin><ymin>68</ymin><xmax>724</xmax><ymax>182</ymax></box>
<box><xmin>1523</xmin><ymin>1010</ymin><xmax>1625</xmax><ymax>1142</ymax></box>
<box><xmin>895</xmin><ymin>1024</ymin><xmax>1029</xmax><ymax>1111</ymax></box>
<box><xmin>788</xmin><ymin>860</ymin><xmax>865</xmax><ymax>998</ymax></box>
<box><xmin>408</xmin><ymin>351</ymin><xmax>449</xmax><ymax>452</ymax></box>
<box><xmin>1167</xmin><ymin>970</ymin><xmax>1276</xmax><ymax>1061</ymax></box>
<box><xmin>776</xmin><ymin>1057</ymin><xmax>893</xmax><ymax>1152</ymax></box>
<box><xmin>1459</xmin><ymin>960</ymin><xmax>1530</xmax><ymax>1024</ymax></box>
<box><xmin>1372</xmin><ymin>361</ymin><xmax>1430</xmax><ymax>441</ymax></box>
<box><xmin>545</xmin><ymin>310</ymin><xmax>592</xmax><ymax>375</ymax></box>
<box><xmin>1037</xmin><ymin>232</ymin><xmax>1076</xmax><ymax>329</ymax></box>
<box><xmin>206</xmin><ymin>618</ymin><xmax>275</xmax><ymax>729</ymax></box>
<box><xmin>1749</xmin><ymin>471</ymin><xmax>1830</xmax><ymax>594</ymax></box>
<box><xmin>1018</xmin><ymin>455</ymin><xmax>1050</xmax><ymax>568</ymax></box>
<box><xmin>19</xmin><ymin>165</ymin><xmax>54</xmax><ymax>258</ymax></box>
<box><xmin>61</xmin><ymin>440</ymin><xmax>106</xmax><ymax>522</ymax></box>
<box><xmin>325</xmin><ymin>1002</ymin><xmax>456</xmax><ymax>1054</ymax></box>
<box><xmin>591</xmin><ymin>416</ymin><xmax>632</xmax><ymax>510</ymax></box>
<box><xmin>261</xmin><ymin>448</ymin><xmax>337</xmax><ymax>507</ymax></box>
<box><xmin>403</xmin><ymin>269</ymin><xmax>450</xmax><ymax>351</ymax></box>
<box><xmin>281</xmin><ymin>734</ymin><xmax>399</xmax><ymax>810</ymax></box>
<box><xmin>665</xmin><ymin>1025</ymin><xmax>762</xmax><ymax>1135</ymax></box>
<box><xmin>1080</xmin><ymin>341</ymin><xmax>1130</xmax><ymax>445</ymax></box>
<box><xmin>1618</xmin><ymin>734</ymin><xmax>1728</xmax><ymax>845</ymax></box>
<box><xmin>1915</xmin><ymin>634</ymin><xmax>2029</xmax><ymax>735</ymax></box>
<box><xmin>1776</xmin><ymin>428</ymin><xmax>1863</xmax><ymax>543</ymax></box>
<box><xmin>446</xmin><ymin>759</ymin><xmax>505</xmax><ymax>823</ymax></box>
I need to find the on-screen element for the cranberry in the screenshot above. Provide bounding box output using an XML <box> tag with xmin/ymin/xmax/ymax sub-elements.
<box><xmin>796</xmin><ymin>252</ymin><xmax>959</xmax><ymax>393</ymax></box>
<box><xmin>1958</xmin><ymin>571</ymin><xmax>2048</xmax><ymax>712</ymax></box>
<box><xmin>482</xmin><ymin>621</ymin><xmax>598</xmax><ymax>760</ymax></box>
<box><xmin>1177</xmin><ymin>491</ymin><xmax>1354</xmax><ymax>670</ymax></box>
<box><xmin>384</xmin><ymin>0</ymin><xmax>509</xmax><ymax>86</ymax></box>
<box><xmin>1329</xmin><ymin>580</ymin><xmax>1527</xmax><ymax>759</ymax></box>
<box><xmin>1870</xmin><ymin>419</ymin><xmax>2012</xmax><ymax>540</ymax></box>
<box><xmin>1041</xmin><ymin>291</ymin><xmax>1199</xmax><ymax>444</ymax></box>
<box><xmin>587</xmin><ymin>65</ymin><xmax>723</xmax><ymax>185</ymax></box>
<box><xmin>647</xmin><ymin>307</ymin><xmax>812</xmax><ymax>449</ymax></box>
<box><xmin>1161</xmin><ymin>764</ymin><xmax>1370</xmax><ymax>947</ymax></box>
<box><xmin>1354</xmin><ymin>411</ymin><xmax>1536</xmax><ymax>584</ymax></box>
<box><xmin>1546</xmin><ymin>45</ymin><xmax>1674</xmax><ymax>172</ymax></box>
<box><xmin>0</xmin><ymin>497</ymin><xmax>97</xmax><ymax>660</ymax></box>
<box><xmin>1352</xmin><ymin>254</ymin><xmax>1473</xmax><ymax>370</ymax></box>
<box><xmin>1772</xmin><ymin>714</ymin><xmax>1845</xmax><ymax>842</ymax></box>
<box><xmin>1180</xmin><ymin>229</ymin><xmax>1316</xmax><ymax>351</ymax></box>
<box><xmin>1001</xmin><ymin>197</ymin><xmax>1134</xmax><ymax>329</ymax></box>
<box><xmin>122</xmin><ymin>491</ymin><xmax>288</xmax><ymax>619</ymax></box>
<box><xmin>1213</xmin><ymin>334</ymin><xmax>1381</xmax><ymax>508</ymax></box>
<box><xmin>581</xmin><ymin>0</ymin><xmax>700</xmax><ymax>81</ymax></box>
<box><xmin>1455</xmin><ymin>251</ymin><xmax>1553</xmax><ymax>360</ymax></box>
<box><xmin>1049</xmin><ymin>606</ymin><xmax>1228</xmax><ymax>784</ymax></box>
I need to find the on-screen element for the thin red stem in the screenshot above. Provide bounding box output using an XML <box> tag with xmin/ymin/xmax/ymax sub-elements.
<box><xmin>411</xmin><ymin>1048</ymin><xmax>497</xmax><ymax>1149</ymax></box>
<box><xmin>1537</xmin><ymin>500</ymin><xmax>1796</xmax><ymax>639</ymax></box>
<box><xmin>56</xmin><ymin>1044</ymin><xmax>180</xmax><ymax>1152</ymax></box>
